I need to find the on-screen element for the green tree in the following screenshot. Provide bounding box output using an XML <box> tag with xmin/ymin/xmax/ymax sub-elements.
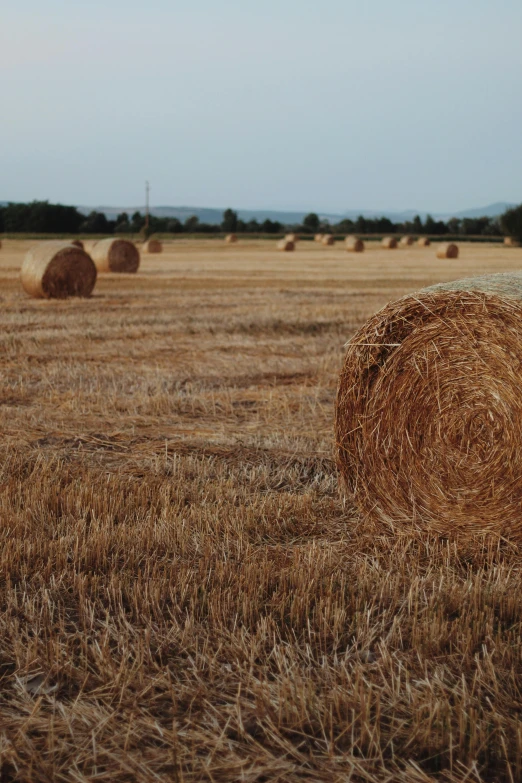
<box><xmin>501</xmin><ymin>205</ymin><xmax>522</xmax><ymax>241</ymax></box>
<box><xmin>185</xmin><ymin>216</ymin><xmax>200</xmax><ymax>232</ymax></box>
<box><xmin>222</xmin><ymin>209</ymin><xmax>238</xmax><ymax>233</ymax></box>
<box><xmin>302</xmin><ymin>213</ymin><xmax>320</xmax><ymax>232</ymax></box>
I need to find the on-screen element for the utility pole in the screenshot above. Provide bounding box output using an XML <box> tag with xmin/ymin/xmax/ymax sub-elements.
<box><xmin>145</xmin><ymin>180</ymin><xmax>150</xmax><ymax>230</ymax></box>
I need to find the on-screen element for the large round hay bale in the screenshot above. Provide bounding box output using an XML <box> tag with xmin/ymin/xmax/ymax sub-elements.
<box><xmin>382</xmin><ymin>237</ymin><xmax>398</xmax><ymax>249</ymax></box>
<box><xmin>436</xmin><ymin>242</ymin><xmax>459</xmax><ymax>259</ymax></box>
<box><xmin>225</xmin><ymin>234</ymin><xmax>237</xmax><ymax>244</ymax></box>
<box><xmin>314</xmin><ymin>234</ymin><xmax>323</xmax><ymax>242</ymax></box>
<box><xmin>345</xmin><ymin>236</ymin><xmax>364</xmax><ymax>253</ymax></box>
<box><xmin>504</xmin><ymin>237</ymin><xmax>519</xmax><ymax>247</ymax></box>
<box><xmin>90</xmin><ymin>238</ymin><xmax>140</xmax><ymax>273</ymax></box>
<box><xmin>417</xmin><ymin>236</ymin><xmax>431</xmax><ymax>247</ymax></box>
<box><xmin>277</xmin><ymin>239</ymin><xmax>295</xmax><ymax>252</ymax></box>
<box><xmin>322</xmin><ymin>235</ymin><xmax>335</xmax><ymax>246</ymax></box>
<box><xmin>143</xmin><ymin>239</ymin><xmax>162</xmax><ymax>253</ymax></box>
<box><xmin>336</xmin><ymin>271</ymin><xmax>522</xmax><ymax>540</ymax></box>
<box><xmin>399</xmin><ymin>235</ymin><xmax>414</xmax><ymax>246</ymax></box>
<box><xmin>21</xmin><ymin>242</ymin><xmax>97</xmax><ymax>299</ymax></box>
<box><xmin>285</xmin><ymin>233</ymin><xmax>299</xmax><ymax>243</ymax></box>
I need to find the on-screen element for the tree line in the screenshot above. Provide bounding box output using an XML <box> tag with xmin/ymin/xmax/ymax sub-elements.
<box><xmin>1</xmin><ymin>200</ymin><xmax>522</xmax><ymax>240</ymax></box>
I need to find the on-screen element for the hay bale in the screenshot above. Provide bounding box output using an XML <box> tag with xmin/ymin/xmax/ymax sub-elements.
<box><xmin>345</xmin><ymin>236</ymin><xmax>364</xmax><ymax>253</ymax></box>
<box><xmin>21</xmin><ymin>242</ymin><xmax>97</xmax><ymax>299</ymax></box>
<box><xmin>436</xmin><ymin>242</ymin><xmax>459</xmax><ymax>259</ymax></box>
<box><xmin>382</xmin><ymin>237</ymin><xmax>398</xmax><ymax>249</ymax></box>
<box><xmin>417</xmin><ymin>237</ymin><xmax>431</xmax><ymax>247</ymax></box>
<box><xmin>90</xmin><ymin>238</ymin><xmax>140</xmax><ymax>273</ymax></box>
<box><xmin>336</xmin><ymin>271</ymin><xmax>522</xmax><ymax>539</ymax></box>
<box><xmin>314</xmin><ymin>234</ymin><xmax>324</xmax><ymax>242</ymax></box>
<box><xmin>285</xmin><ymin>233</ymin><xmax>299</xmax><ymax>243</ymax></box>
<box><xmin>322</xmin><ymin>235</ymin><xmax>335</xmax><ymax>246</ymax></box>
<box><xmin>399</xmin><ymin>235</ymin><xmax>414</xmax><ymax>246</ymax></box>
<box><xmin>143</xmin><ymin>239</ymin><xmax>162</xmax><ymax>253</ymax></box>
<box><xmin>71</xmin><ymin>239</ymin><xmax>84</xmax><ymax>249</ymax></box>
<box><xmin>225</xmin><ymin>234</ymin><xmax>237</xmax><ymax>244</ymax></box>
<box><xmin>504</xmin><ymin>237</ymin><xmax>519</xmax><ymax>247</ymax></box>
<box><xmin>277</xmin><ymin>239</ymin><xmax>295</xmax><ymax>252</ymax></box>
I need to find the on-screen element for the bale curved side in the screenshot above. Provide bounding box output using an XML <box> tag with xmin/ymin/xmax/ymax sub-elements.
<box><xmin>91</xmin><ymin>238</ymin><xmax>140</xmax><ymax>273</ymax></box>
<box><xmin>382</xmin><ymin>237</ymin><xmax>397</xmax><ymax>249</ymax></box>
<box><xmin>436</xmin><ymin>243</ymin><xmax>459</xmax><ymax>259</ymax></box>
<box><xmin>345</xmin><ymin>237</ymin><xmax>364</xmax><ymax>252</ymax></box>
<box><xmin>277</xmin><ymin>239</ymin><xmax>295</xmax><ymax>252</ymax></box>
<box><xmin>143</xmin><ymin>239</ymin><xmax>162</xmax><ymax>253</ymax></box>
<box><xmin>21</xmin><ymin>242</ymin><xmax>97</xmax><ymax>299</ymax></box>
<box><xmin>336</xmin><ymin>271</ymin><xmax>522</xmax><ymax>539</ymax></box>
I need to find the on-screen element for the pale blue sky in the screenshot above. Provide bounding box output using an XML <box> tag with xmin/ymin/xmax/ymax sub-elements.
<box><xmin>1</xmin><ymin>0</ymin><xmax>521</xmax><ymax>213</ymax></box>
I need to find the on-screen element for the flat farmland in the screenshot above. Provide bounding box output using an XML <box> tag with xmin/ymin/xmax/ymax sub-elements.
<box><xmin>1</xmin><ymin>238</ymin><xmax>522</xmax><ymax>782</ymax></box>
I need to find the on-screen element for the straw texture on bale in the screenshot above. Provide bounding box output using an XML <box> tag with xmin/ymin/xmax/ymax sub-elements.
<box><xmin>90</xmin><ymin>238</ymin><xmax>140</xmax><ymax>273</ymax></box>
<box><xmin>322</xmin><ymin>235</ymin><xmax>335</xmax><ymax>246</ymax></box>
<box><xmin>436</xmin><ymin>242</ymin><xmax>459</xmax><ymax>259</ymax></box>
<box><xmin>225</xmin><ymin>234</ymin><xmax>237</xmax><ymax>244</ymax></box>
<box><xmin>142</xmin><ymin>239</ymin><xmax>162</xmax><ymax>253</ymax></box>
<box><xmin>382</xmin><ymin>237</ymin><xmax>398</xmax><ymax>249</ymax></box>
<box><xmin>314</xmin><ymin>234</ymin><xmax>324</xmax><ymax>242</ymax></box>
<box><xmin>277</xmin><ymin>239</ymin><xmax>295</xmax><ymax>252</ymax></box>
<box><xmin>21</xmin><ymin>242</ymin><xmax>97</xmax><ymax>299</ymax></box>
<box><xmin>399</xmin><ymin>235</ymin><xmax>414</xmax><ymax>246</ymax></box>
<box><xmin>345</xmin><ymin>237</ymin><xmax>364</xmax><ymax>253</ymax></box>
<box><xmin>336</xmin><ymin>271</ymin><xmax>522</xmax><ymax>539</ymax></box>
<box><xmin>417</xmin><ymin>237</ymin><xmax>431</xmax><ymax>246</ymax></box>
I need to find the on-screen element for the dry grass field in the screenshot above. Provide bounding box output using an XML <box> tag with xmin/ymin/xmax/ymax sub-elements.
<box><xmin>1</xmin><ymin>238</ymin><xmax>522</xmax><ymax>782</ymax></box>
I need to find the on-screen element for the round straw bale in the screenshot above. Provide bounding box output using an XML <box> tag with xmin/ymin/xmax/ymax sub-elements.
<box><xmin>90</xmin><ymin>238</ymin><xmax>140</xmax><ymax>273</ymax></box>
<box><xmin>336</xmin><ymin>271</ymin><xmax>522</xmax><ymax>540</ymax></box>
<box><xmin>314</xmin><ymin>234</ymin><xmax>324</xmax><ymax>242</ymax></box>
<box><xmin>142</xmin><ymin>238</ymin><xmax>162</xmax><ymax>253</ymax></box>
<box><xmin>504</xmin><ymin>237</ymin><xmax>519</xmax><ymax>247</ymax></box>
<box><xmin>345</xmin><ymin>236</ymin><xmax>365</xmax><ymax>252</ymax></box>
<box><xmin>399</xmin><ymin>235</ymin><xmax>414</xmax><ymax>246</ymax></box>
<box><xmin>285</xmin><ymin>233</ymin><xmax>299</xmax><ymax>243</ymax></box>
<box><xmin>382</xmin><ymin>236</ymin><xmax>398</xmax><ymax>249</ymax></box>
<box><xmin>21</xmin><ymin>242</ymin><xmax>97</xmax><ymax>299</ymax></box>
<box><xmin>225</xmin><ymin>234</ymin><xmax>237</xmax><ymax>244</ymax></box>
<box><xmin>322</xmin><ymin>235</ymin><xmax>335</xmax><ymax>246</ymax></box>
<box><xmin>277</xmin><ymin>239</ymin><xmax>295</xmax><ymax>252</ymax></box>
<box><xmin>436</xmin><ymin>242</ymin><xmax>459</xmax><ymax>259</ymax></box>
<box><xmin>417</xmin><ymin>236</ymin><xmax>431</xmax><ymax>246</ymax></box>
<box><xmin>71</xmin><ymin>239</ymin><xmax>84</xmax><ymax>249</ymax></box>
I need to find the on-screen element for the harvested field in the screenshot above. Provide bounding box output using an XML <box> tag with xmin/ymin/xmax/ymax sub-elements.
<box><xmin>1</xmin><ymin>238</ymin><xmax>522</xmax><ymax>781</ymax></box>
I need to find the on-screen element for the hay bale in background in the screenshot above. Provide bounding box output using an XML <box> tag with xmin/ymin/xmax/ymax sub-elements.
<box><xmin>336</xmin><ymin>271</ymin><xmax>522</xmax><ymax>539</ymax></box>
<box><xmin>382</xmin><ymin>237</ymin><xmax>398</xmax><ymax>249</ymax></box>
<box><xmin>322</xmin><ymin>235</ymin><xmax>335</xmax><ymax>246</ymax></box>
<box><xmin>225</xmin><ymin>234</ymin><xmax>237</xmax><ymax>244</ymax></box>
<box><xmin>436</xmin><ymin>243</ymin><xmax>459</xmax><ymax>259</ymax></box>
<box><xmin>90</xmin><ymin>238</ymin><xmax>140</xmax><ymax>273</ymax></box>
<box><xmin>21</xmin><ymin>242</ymin><xmax>97</xmax><ymax>299</ymax></box>
<box><xmin>399</xmin><ymin>235</ymin><xmax>414</xmax><ymax>246</ymax></box>
<box><xmin>505</xmin><ymin>237</ymin><xmax>520</xmax><ymax>247</ymax></box>
<box><xmin>417</xmin><ymin>237</ymin><xmax>431</xmax><ymax>247</ymax></box>
<box><xmin>277</xmin><ymin>239</ymin><xmax>295</xmax><ymax>252</ymax></box>
<box><xmin>71</xmin><ymin>239</ymin><xmax>84</xmax><ymax>249</ymax></box>
<box><xmin>314</xmin><ymin>234</ymin><xmax>324</xmax><ymax>242</ymax></box>
<box><xmin>285</xmin><ymin>233</ymin><xmax>299</xmax><ymax>243</ymax></box>
<box><xmin>143</xmin><ymin>239</ymin><xmax>162</xmax><ymax>253</ymax></box>
<box><xmin>345</xmin><ymin>236</ymin><xmax>365</xmax><ymax>252</ymax></box>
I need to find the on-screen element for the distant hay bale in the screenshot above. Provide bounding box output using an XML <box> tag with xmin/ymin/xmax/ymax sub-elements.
<box><xmin>417</xmin><ymin>237</ymin><xmax>431</xmax><ymax>247</ymax></box>
<box><xmin>21</xmin><ymin>242</ymin><xmax>97</xmax><ymax>299</ymax></box>
<box><xmin>225</xmin><ymin>234</ymin><xmax>237</xmax><ymax>244</ymax></box>
<box><xmin>143</xmin><ymin>239</ymin><xmax>162</xmax><ymax>253</ymax></box>
<box><xmin>277</xmin><ymin>239</ymin><xmax>295</xmax><ymax>252</ymax></box>
<box><xmin>505</xmin><ymin>237</ymin><xmax>519</xmax><ymax>247</ymax></box>
<box><xmin>322</xmin><ymin>235</ymin><xmax>335</xmax><ymax>246</ymax></box>
<box><xmin>314</xmin><ymin>234</ymin><xmax>323</xmax><ymax>242</ymax></box>
<box><xmin>382</xmin><ymin>237</ymin><xmax>398</xmax><ymax>249</ymax></box>
<box><xmin>90</xmin><ymin>238</ymin><xmax>140</xmax><ymax>273</ymax></box>
<box><xmin>345</xmin><ymin>236</ymin><xmax>365</xmax><ymax>253</ymax></box>
<box><xmin>71</xmin><ymin>239</ymin><xmax>84</xmax><ymax>249</ymax></box>
<box><xmin>436</xmin><ymin>243</ymin><xmax>459</xmax><ymax>259</ymax></box>
<box><xmin>285</xmin><ymin>233</ymin><xmax>299</xmax><ymax>243</ymax></box>
<box><xmin>399</xmin><ymin>235</ymin><xmax>414</xmax><ymax>246</ymax></box>
<box><xmin>336</xmin><ymin>271</ymin><xmax>522</xmax><ymax>540</ymax></box>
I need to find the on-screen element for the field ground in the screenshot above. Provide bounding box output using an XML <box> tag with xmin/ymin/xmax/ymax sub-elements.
<box><xmin>1</xmin><ymin>239</ymin><xmax>522</xmax><ymax>781</ymax></box>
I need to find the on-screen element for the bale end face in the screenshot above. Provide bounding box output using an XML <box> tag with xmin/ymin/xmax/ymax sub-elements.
<box><xmin>21</xmin><ymin>242</ymin><xmax>97</xmax><ymax>299</ymax></box>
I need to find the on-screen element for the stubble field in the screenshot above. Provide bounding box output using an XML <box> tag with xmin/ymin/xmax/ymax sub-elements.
<box><xmin>1</xmin><ymin>238</ymin><xmax>522</xmax><ymax>782</ymax></box>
